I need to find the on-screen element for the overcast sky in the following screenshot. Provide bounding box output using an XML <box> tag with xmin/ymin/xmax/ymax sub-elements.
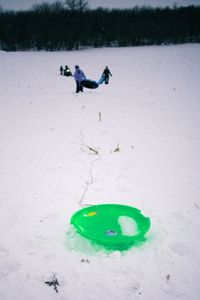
<box><xmin>0</xmin><ymin>0</ymin><xmax>200</xmax><ymax>11</ymax></box>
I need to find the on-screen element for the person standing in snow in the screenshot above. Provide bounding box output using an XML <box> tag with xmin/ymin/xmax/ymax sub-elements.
<box><xmin>99</xmin><ymin>66</ymin><xmax>112</xmax><ymax>84</ymax></box>
<box><xmin>64</xmin><ymin>65</ymin><xmax>72</xmax><ymax>76</ymax></box>
<box><xmin>60</xmin><ymin>65</ymin><xmax>64</xmax><ymax>75</ymax></box>
<box><xmin>74</xmin><ymin>65</ymin><xmax>86</xmax><ymax>93</ymax></box>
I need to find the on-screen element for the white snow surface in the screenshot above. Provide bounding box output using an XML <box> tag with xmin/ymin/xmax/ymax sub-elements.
<box><xmin>0</xmin><ymin>44</ymin><xmax>200</xmax><ymax>299</ymax></box>
<box><xmin>118</xmin><ymin>216</ymin><xmax>138</xmax><ymax>236</ymax></box>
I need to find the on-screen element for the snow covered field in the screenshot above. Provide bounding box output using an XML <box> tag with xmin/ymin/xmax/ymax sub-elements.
<box><xmin>0</xmin><ymin>44</ymin><xmax>200</xmax><ymax>300</ymax></box>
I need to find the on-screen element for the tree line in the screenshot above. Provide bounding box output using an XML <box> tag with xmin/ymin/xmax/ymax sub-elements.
<box><xmin>0</xmin><ymin>1</ymin><xmax>200</xmax><ymax>51</ymax></box>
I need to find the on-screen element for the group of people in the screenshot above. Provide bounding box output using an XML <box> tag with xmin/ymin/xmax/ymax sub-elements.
<box><xmin>60</xmin><ymin>65</ymin><xmax>112</xmax><ymax>93</ymax></box>
<box><xmin>60</xmin><ymin>65</ymin><xmax>72</xmax><ymax>77</ymax></box>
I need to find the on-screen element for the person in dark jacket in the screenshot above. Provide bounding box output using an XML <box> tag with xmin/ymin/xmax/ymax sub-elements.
<box><xmin>99</xmin><ymin>66</ymin><xmax>112</xmax><ymax>84</ymax></box>
<box><xmin>73</xmin><ymin>65</ymin><xmax>86</xmax><ymax>93</ymax></box>
<box><xmin>64</xmin><ymin>65</ymin><xmax>72</xmax><ymax>76</ymax></box>
<box><xmin>60</xmin><ymin>65</ymin><xmax>64</xmax><ymax>75</ymax></box>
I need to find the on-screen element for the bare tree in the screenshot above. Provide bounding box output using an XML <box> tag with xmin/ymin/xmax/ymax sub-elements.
<box><xmin>31</xmin><ymin>2</ymin><xmax>51</xmax><ymax>12</ymax></box>
<box><xmin>65</xmin><ymin>0</ymin><xmax>89</xmax><ymax>12</ymax></box>
<box><xmin>64</xmin><ymin>0</ymin><xmax>89</xmax><ymax>50</ymax></box>
<box><xmin>76</xmin><ymin>0</ymin><xmax>89</xmax><ymax>12</ymax></box>
<box><xmin>50</xmin><ymin>1</ymin><xmax>64</xmax><ymax>12</ymax></box>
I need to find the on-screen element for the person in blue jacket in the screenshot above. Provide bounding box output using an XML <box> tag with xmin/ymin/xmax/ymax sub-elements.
<box><xmin>74</xmin><ymin>65</ymin><xmax>86</xmax><ymax>93</ymax></box>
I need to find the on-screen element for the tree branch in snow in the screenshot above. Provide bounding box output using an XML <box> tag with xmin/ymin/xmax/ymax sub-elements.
<box><xmin>113</xmin><ymin>142</ymin><xmax>120</xmax><ymax>153</ymax></box>
<box><xmin>85</xmin><ymin>144</ymin><xmax>99</xmax><ymax>155</ymax></box>
<box><xmin>45</xmin><ymin>275</ymin><xmax>59</xmax><ymax>293</ymax></box>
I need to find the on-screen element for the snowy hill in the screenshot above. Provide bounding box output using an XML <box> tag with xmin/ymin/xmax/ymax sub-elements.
<box><xmin>0</xmin><ymin>44</ymin><xmax>200</xmax><ymax>300</ymax></box>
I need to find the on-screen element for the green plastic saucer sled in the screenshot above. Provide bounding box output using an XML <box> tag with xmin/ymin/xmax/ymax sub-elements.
<box><xmin>70</xmin><ymin>204</ymin><xmax>151</xmax><ymax>250</ymax></box>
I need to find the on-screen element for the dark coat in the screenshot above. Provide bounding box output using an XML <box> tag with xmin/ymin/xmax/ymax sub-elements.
<box><xmin>103</xmin><ymin>67</ymin><xmax>112</xmax><ymax>78</ymax></box>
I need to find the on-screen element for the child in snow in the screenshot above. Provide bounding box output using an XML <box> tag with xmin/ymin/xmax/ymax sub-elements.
<box><xmin>64</xmin><ymin>65</ymin><xmax>72</xmax><ymax>76</ymax></box>
<box><xmin>60</xmin><ymin>65</ymin><xmax>64</xmax><ymax>75</ymax></box>
<box><xmin>73</xmin><ymin>65</ymin><xmax>86</xmax><ymax>93</ymax></box>
<box><xmin>99</xmin><ymin>66</ymin><xmax>112</xmax><ymax>84</ymax></box>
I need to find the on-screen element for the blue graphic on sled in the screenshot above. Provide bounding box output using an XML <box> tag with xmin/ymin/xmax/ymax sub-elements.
<box><xmin>82</xmin><ymin>79</ymin><xmax>99</xmax><ymax>89</ymax></box>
